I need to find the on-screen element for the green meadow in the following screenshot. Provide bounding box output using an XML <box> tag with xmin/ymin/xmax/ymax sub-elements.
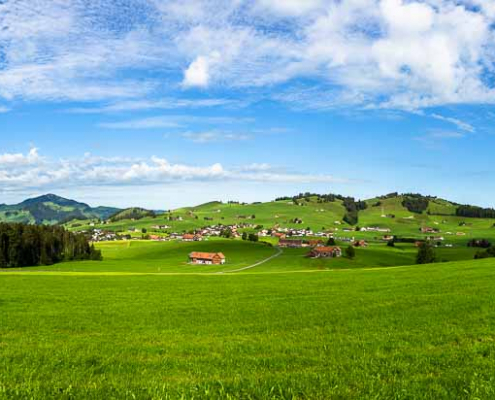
<box><xmin>1</xmin><ymin>240</ymin><xmax>495</xmax><ymax>399</ymax></box>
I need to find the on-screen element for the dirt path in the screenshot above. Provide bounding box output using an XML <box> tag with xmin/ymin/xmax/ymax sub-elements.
<box><xmin>218</xmin><ymin>247</ymin><xmax>283</xmax><ymax>274</ymax></box>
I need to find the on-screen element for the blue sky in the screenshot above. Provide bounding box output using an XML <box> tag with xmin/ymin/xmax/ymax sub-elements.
<box><xmin>1</xmin><ymin>0</ymin><xmax>495</xmax><ymax>209</ymax></box>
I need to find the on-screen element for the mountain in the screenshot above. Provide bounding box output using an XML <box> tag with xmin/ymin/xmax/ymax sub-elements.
<box><xmin>0</xmin><ymin>194</ymin><xmax>121</xmax><ymax>225</ymax></box>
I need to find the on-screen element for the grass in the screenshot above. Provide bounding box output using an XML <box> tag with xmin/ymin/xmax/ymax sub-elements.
<box><xmin>5</xmin><ymin>239</ymin><xmax>277</xmax><ymax>274</ymax></box>
<box><xmin>1</xmin><ymin>257</ymin><xmax>495</xmax><ymax>399</ymax></box>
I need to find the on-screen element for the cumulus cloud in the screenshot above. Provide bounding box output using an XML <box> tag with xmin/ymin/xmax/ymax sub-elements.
<box><xmin>0</xmin><ymin>148</ymin><xmax>346</xmax><ymax>192</ymax></box>
<box><xmin>183</xmin><ymin>55</ymin><xmax>214</xmax><ymax>87</ymax></box>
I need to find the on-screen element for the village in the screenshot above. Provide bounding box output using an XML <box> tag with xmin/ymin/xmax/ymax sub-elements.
<box><xmin>84</xmin><ymin>219</ymin><xmax>466</xmax><ymax>268</ymax></box>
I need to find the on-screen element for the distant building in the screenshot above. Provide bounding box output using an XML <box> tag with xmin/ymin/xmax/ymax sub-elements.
<box><xmin>278</xmin><ymin>239</ymin><xmax>304</xmax><ymax>248</ymax></box>
<box><xmin>353</xmin><ymin>240</ymin><xmax>368</xmax><ymax>247</ymax></box>
<box><xmin>189</xmin><ymin>252</ymin><xmax>226</xmax><ymax>265</ymax></box>
<box><xmin>183</xmin><ymin>234</ymin><xmax>202</xmax><ymax>242</ymax></box>
<box><xmin>421</xmin><ymin>227</ymin><xmax>440</xmax><ymax>234</ymax></box>
<box><xmin>307</xmin><ymin>246</ymin><xmax>342</xmax><ymax>258</ymax></box>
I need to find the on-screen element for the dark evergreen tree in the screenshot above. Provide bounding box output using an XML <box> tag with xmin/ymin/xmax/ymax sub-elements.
<box><xmin>0</xmin><ymin>223</ymin><xmax>102</xmax><ymax>268</ymax></box>
<box><xmin>416</xmin><ymin>242</ymin><xmax>436</xmax><ymax>264</ymax></box>
<box><xmin>345</xmin><ymin>245</ymin><xmax>356</xmax><ymax>259</ymax></box>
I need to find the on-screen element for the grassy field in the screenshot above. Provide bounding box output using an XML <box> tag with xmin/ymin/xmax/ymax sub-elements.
<box><xmin>2</xmin><ymin>256</ymin><xmax>495</xmax><ymax>399</ymax></box>
<box><xmin>4</xmin><ymin>239</ymin><xmax>277</xmax><ymax>274</ymax></box>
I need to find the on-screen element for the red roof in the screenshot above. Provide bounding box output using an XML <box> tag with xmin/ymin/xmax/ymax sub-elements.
<box><xmin>313</xmin><ymin>246</ymin><xmax>341</xmax><ymax>253</ymax></box>
<box><xmin>189</xmin><ymin>252</ymin><xmax>225</xmax><ymax>260</ymax></box>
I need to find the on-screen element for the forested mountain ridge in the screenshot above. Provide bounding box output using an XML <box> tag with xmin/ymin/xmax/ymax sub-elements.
<box><xmin>0</xmin><ymin>194</ymin><xmax>120</xmax><ymax>225</ymax></box>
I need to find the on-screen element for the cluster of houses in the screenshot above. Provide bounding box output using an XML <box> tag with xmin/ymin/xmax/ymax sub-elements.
<box><xmin>258</xmin><ymin>227</ymin><xmax>332</xmax><ymax>238</ymax></box>
<box><xmin>359</xmin><ymin>226</ymin><xmax>392</xmax><ymax>233</ymax></box>
<box><xmin>90</xmin><ymin>229</ymin><xmax>121</xmax><ymax>242</ymax></box>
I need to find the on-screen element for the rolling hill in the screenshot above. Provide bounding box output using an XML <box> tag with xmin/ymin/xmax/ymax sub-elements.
<box><xmin>0</xmin><ymin>194</ymin><xmax>120</xmax><ymax>225</ymax></box>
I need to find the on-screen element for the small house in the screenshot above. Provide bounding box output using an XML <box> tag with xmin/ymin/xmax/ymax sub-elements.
<box><xmin>183</xmin><ymin>234</ymin><xmax>202</xmax><ymax>242</ymax></box>
<box><xmin>189</xmin><ymin>252</ymin><xmax>226</xmax><ymax>265</ymax></box>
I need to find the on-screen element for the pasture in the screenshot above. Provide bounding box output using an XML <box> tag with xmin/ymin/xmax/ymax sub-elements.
<box><xmin>1</xmin><ymin>256</ymin><xmax>495</xmax><ymax>399</ymax></box>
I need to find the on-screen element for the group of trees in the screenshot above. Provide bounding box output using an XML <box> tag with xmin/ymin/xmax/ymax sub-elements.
<box><xmin>467</xmin><ymin>239</ymin><xmax>492</xmax><ymax>248</ymax></box>
<box><xmin>242</xmin><ymin>232</ymin><xmax>259</xmax><ymax>242</ymax></box>
<box><xmin>402</xmin><ymin>194</ymin><xmax>430</xmax><ymax>214</ymax></box>
<box><xmin>456</xmin><ymin>205</ymin><xmax>495</xmax><ymax>219</ymax></box>
<box><xmin>474</xmin><ymin>247</ymin><xmax>495</xmax><ymax>259</ymax></box>
<box><xmin>342</xmin><ymin>197</ymin><xmax>367</xmax><ymax>226</ymax></box>
<box><xmin>109</xmin><ymin>208</ymin><xmax>156</xmax><ymax>222</ymax></box>
<box><xmin>275</xmin><ymin>192</ymin><xmax>338</xmax><ymax>203</ymax></box>
<box><xmin>0</xmin><ymin>223</ymin><xmax>101</xmax><ymax>268</ymax></box>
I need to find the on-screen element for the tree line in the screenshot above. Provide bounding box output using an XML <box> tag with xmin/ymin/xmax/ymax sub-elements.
<box><xmin>456</xmin><ymin>205</ymin><xmax>495</xmax><ymax>219</ymax></box>
<box><xmin>0</xmin><ymin>223</ymin><xmax>101</xmax><ymax>268</ymax></box>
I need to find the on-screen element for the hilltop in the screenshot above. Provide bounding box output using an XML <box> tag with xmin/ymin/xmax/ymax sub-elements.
<box><xmin>0</xmin><ymin>194</ymin><xmax>120</xmax><ymax>225</ymax></box>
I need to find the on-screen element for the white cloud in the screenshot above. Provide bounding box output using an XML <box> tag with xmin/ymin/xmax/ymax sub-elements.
<box><xmin>99</xmin><ymin>116</ymin><xmax>183</xmax><ymax>130</ymax></box>
<box><xmin>0</xmin><ymin>147</ymin><xmax>346</xmax><ymax>192</ymax></box>
<box><xmin>254</xmin><ymin>0</ymin><xmax>324</xmax><ymax>16</ymax></box>
<box><xmin>0</xmin><ymin>148</ymin><xmax>42</xmax><ymax>165</ymax></box>
<box><xmin>182</xmin><ymin>131</ymin><xmax>251</xmax><ymax>143</ymax></box>
<box><xmin>183</xmin><ymin>55</ymin><xmax>214</xmax><ymax>88</ymax></box>
<box><xmin>1</xmin><ymin>0</ymin><xmax>495</xmax><ymax>110</ymax></box>
<box><xmin>67</xmin><ymin>98</ymin><xmax>238</xmax><ymax>113</ymax></box>
<box><xmin>430</xmin><ymin>113</ymin><xmax>475</xmax><ymax>133</ymax></box>
<box><xmin>99</xmin><ymin>115</ymin><xmax>253</xmax><ymax>130</ymax></box>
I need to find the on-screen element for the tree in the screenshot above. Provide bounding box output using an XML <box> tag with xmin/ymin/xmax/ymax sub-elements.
<box><xmin>416</xmin><ymin>242</ymin><xmax>436</xmax><ymax>264</ymax></box>
<box><xmin>345</xmin><ymin>245</ymin><xmax>356</xmax><ymax>259</ymax></box>
<box><xmin>248</xmin><ymin>233</ymin><xmax>259</xmax><ymax>242</ymax></box>
<box><xmin>242</xmin><ymin>232</ymin><xmax>248</xmax><ymax>241</ymax></box>
<box><xmin>326</xmin><ymin>237</ymin><xmax>336</xmax><ymax>246</ymax></box>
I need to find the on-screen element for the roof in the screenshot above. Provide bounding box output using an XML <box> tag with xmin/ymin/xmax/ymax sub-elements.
<box><xmin>183</xmin><ymin>234</ymin><xmax>196</xmax><ymax>239</ymax></box>
<box><xmin>189</xmin><ymin>252</ymin><xmax>225</xmax><ymax>260</ymax></box>
<box><xmin>312</xmin><ymin>246</ymin><xmax>341</xmax><ymax>253</ymax></box>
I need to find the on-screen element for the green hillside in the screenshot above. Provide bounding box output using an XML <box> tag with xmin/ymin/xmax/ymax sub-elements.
<box><xmin>108</xmin><ymin>207</ymin><xmax>156</xmax><ymax>222</ymax></box>
<box><xmin>0</xmin><ymin>194</ymin><xmax>120</xmax><ymax>225</ymax></box>
<box><xmin>2</xmin><ymin>248</ymin><xmax>495</xmax><ymax>398</ymax></box>
<box><xmin>66</xmin><ymin>193</ymin><xmax>495</xmax><ymax>244</ymax></box>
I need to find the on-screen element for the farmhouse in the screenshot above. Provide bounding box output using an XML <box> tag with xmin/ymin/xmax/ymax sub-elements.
<box><xmin>307</xmin><ymin>246</ymin><xmax>342</xmax><ymax>258</ymax></box>
<box><xmin>182</xmin><ymin>234</ymin><xmax>202</xmax><ymax>242</ymax></box>
<box><xmin>189</xmin><ymin>252</ymin><xmax>226</xmax><ymax>265</ymax></box>
<box><xmin>278</xmin><ymin>239</ymin><xmax>304</xmax><ymax>248</ymax></box>
<box><xmin>353</xmin><ymin>240</ymin><xmax>368</xmax><ymax>247</ymax></box>
<box><xmin>308</xmin><ymin>239</ymin><xmax>324</xmax><ymax>247</ymax></box>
